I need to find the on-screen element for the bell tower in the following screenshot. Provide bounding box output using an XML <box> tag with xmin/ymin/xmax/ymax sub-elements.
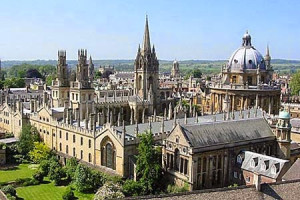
<box><xmin>134</xmin><ymin>16</ymin><xmax>159</xmax><ymax>105</ymax></box>
<box><xmin>70</xmin><ymin>49</ymin><xmax>94</xmax><ymax>121</ymax></box>
<box><xmin>52</xmin><ymin>50</ymin><xmax>70</xmax><ymax>107</ymax></box>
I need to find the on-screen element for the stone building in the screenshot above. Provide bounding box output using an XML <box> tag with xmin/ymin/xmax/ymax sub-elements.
<box><xmin>202</xmin><ymin>32</ymin><xmax>281</xmax><ymax>115</ymax></box>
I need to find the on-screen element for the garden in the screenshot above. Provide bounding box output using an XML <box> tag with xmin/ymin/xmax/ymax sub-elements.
<box><xmin>1</xmin><ymin>125</ymin><xmax>189</xmax><ymax>200</ymax></box>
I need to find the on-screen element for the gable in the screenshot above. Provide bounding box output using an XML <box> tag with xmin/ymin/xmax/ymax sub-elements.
<box><xmin>166</xmin><ymin>124</ymin><xmax>191</xmax><ymax>147</ymax></box>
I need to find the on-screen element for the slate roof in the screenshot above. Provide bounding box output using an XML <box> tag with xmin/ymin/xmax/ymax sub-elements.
<box><xmin>240</xmin><ymin>151</ymin><xmax>289</xmax><ymax>179</ymax></box>
<box><xmin>180</xmin><ymin>118</ymin><xmax>275</xmax><ymax>149</ymax></box>
<box><xmin>115</xmin><ymin>109</ymin><xmax>265</xmax><ymax>140</ymax></box>
<box><xmin>282</xmin><ymin>159</ymin><xmax>300</xmax><ymax>181</ymax></box>
<box><xmin>145</xmin><ymin>180</ymin><xmax>300</xmax><ymax>200</ymax></box>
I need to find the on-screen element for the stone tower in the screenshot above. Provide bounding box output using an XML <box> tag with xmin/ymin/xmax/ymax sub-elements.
<box><xmin>171</xmin><ymin>60</ymin><xmax>180</xmax><ymax>78</ymax></box>
<box><xmin>134</xmin><ymin>16</ymin><xmax>159</xmax><ymax>106</ymax></box>
<box><xmin>70</xmin><ymin>49</ymin><xmax>94</xmax><ymax>121</ymax></box>
<box><xmin>276</xmin><ymin>108</ymin><xmax>291</xmax><ymax>160</ymax></box>
<box><xmin>52</xmin><ymin>50</ymin><xmax>70</xmax><ymax>107</ymax></box>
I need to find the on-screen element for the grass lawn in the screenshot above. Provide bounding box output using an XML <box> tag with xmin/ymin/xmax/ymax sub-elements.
<box><xmin>16</xmin><ymin>179</ymin><xmax>94</xmax><ymax>200</ymax></box>
<box><xmin>0</xmin><ymin>164</ymin><xmax>38</xmax><ymax>183</ymax></box>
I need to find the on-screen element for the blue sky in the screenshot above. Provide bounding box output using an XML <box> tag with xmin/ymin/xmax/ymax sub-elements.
<box><xmin>0</xmin><ymin>0</ymin><xmax>299</xmax><ymax>60</ymax></box>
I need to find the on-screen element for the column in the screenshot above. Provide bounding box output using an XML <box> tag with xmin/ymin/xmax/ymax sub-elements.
<box><xmin>209</xmin><ymin>155</ymin><xmax>213</xmax><ymax>188</ymax></box>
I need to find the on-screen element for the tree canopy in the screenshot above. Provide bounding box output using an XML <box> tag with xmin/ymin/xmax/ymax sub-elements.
<box><xmin>135</xmin><ymin>131</ymin><xmax>162</xmax><ymax>195</ymax></box>
<box><xmin>290</xmin><ymin>71</ymin><xmax>300</xmax><ymax>95</ymax></box>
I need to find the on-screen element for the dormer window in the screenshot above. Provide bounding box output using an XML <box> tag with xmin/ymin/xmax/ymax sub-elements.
<box><xmin>250</xmin><ymin>157</ymin><xmax>258</xmax><ymax>168</ymax></box>
<box><xmin>262</xmin><ymin>160</ymin><xmax>270</xmax><ymax>171</ymax></box>
<box><xmin>271</xmin><ymin>163</ymin><xmax>280</xmax><ymax>174</ymax></box>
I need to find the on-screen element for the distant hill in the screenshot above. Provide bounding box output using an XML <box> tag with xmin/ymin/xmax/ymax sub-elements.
<box><xmin>1</xmin><ymin>59</ymin><xmax>300</xmax><ymax>75</ymax></box>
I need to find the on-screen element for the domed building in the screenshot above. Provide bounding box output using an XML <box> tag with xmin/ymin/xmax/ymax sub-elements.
<box><xmin>203</xmin><ymin>31</ymin><xmax>281</xmax><ymax>115</ymax></box>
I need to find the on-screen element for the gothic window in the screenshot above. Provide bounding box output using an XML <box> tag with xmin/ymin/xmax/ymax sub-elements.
<box><xmin>59</xmin><ymin>131</ymin><xmax>62</xmax><ymax>138</ymax></box>
<box><xmin>101</xmin><ymin>139</ymin><xmax>116</xmax><ymax>170</ymax></box>
<box><xmin>81</xmin><ymin>137</ymin><xmax>83</xmax><ymax>145</ymax></box>
<box><xmin>59</xmin><ymin>143</ymin><xmax>62</xmax><ymax>151</ymax></box>
<box><xmin>73</xmin><ymin>148</ymin><xmax>76</xmax><ymax>157</ymax></box>
<box><xmin>66</xmin><ymin>132</ymin><xmax>68</xmax><ymax>140</ymax></box>
<box><xmin>89</xmin><ymin>139</ymin><xmax>91</xmax><ymax>148</ymax></box>
<box><xmin>73</xmin><ymin>135</ymin><xmax>76</xmax><ymax>143</ymax></box>
<box><xmin>80</xmin><ymin>150</ymin><xmax>83</xmax><ymax>159</ymax></box>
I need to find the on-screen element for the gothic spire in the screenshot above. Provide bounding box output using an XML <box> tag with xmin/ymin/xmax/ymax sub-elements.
<box><xmin>142</xmin><ymin>15</ymin><xmax>151</xmax><ymax>53</ymax></box>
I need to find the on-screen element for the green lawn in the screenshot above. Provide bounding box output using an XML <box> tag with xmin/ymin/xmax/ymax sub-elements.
<box><xmin>16</xmin><ymin>181</ymin><xmax>94</xmax><ymax>200</ymax></box>
<box><xmin>1</xmin><ymin>164</ymin><xmax>94</xmax><ymax>200</ymax></box>
<box><xmin>0</xmin><ymin>164</ymin><xmax>37</xmax><ymax>183</ymax></box>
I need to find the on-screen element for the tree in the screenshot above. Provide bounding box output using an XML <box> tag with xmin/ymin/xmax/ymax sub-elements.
<box><xmin>74</xmin><ymin>164</ymin><xmax>105</xmax><ymax>192</ymax></box>
<box><xmin>18</xmin><ymin>125</ymin><xmax>40</xmax><ymax>155</ymax></box>
<box><xmin>48</xmin><ymin>159</ymin><xmax>65</xmax><ymax>185</ymax></box>
<box><xmin>65</xmin><ymin>157</ymin><xmax>78</xmax><ymax>181</ymax></box>
<box><xmin>193</xmin><ymin>68</ymin><xmax>202</xmax><ymax>78</ymax></box>
<box><xmin>290</xmin><ymin>71</ymin><xmax>300</xmax><ymax>95</ymax></box>
<box><xmin>135</xmin><ymin>131</ymin><xmax>162</xmax><ymax>195</ymax></box>
<box><xmin>26</xmin><ymin>69</ymin><xmax>43</xmax><ymax>78</ymax></box>
<box><xmin>74</xmin><ymin>164</ymin><xmax>93</xmax><ymax>192</ymax></box>
<box><xmin>29</xmin><ymin>142</ymin><xmax>51</xmax><ymax>163</ymax></box>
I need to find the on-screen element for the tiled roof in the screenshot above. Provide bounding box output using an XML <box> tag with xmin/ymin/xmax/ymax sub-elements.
<box><xmin>180</xmin><ymin>118</ymin><xmax>274</xmax><ymax>149</ymax></box>
<box><xmin>282</xmin><ymin>159</ymin><xmax>300</xmax><ymax>181</ymax></box>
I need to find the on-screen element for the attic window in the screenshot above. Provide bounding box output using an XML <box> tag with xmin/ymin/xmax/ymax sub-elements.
<box><xmin>271</xmin><ymin>163</ymin><xmax>280</xmax><ymax>174</ymax></box>
<box><xmin>176</xmin><ymin>136</ymin><xmax>179</xmax><ymax>143</ymax></box>
<box><xmin>263</xmin><ymin>160</ymin><xmax>270</xmax><ymax>170</ymax></box>
<box><xmin>250</xmin><ymin>157</ymin><xmax>258</xmax><ymax>168</ymax></box>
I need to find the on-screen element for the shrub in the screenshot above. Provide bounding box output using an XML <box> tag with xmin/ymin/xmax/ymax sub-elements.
<box><xmin>39</xmin><ymin>159</ymin><xmax>50</xmax><ymax>176</ymax></box>
<box><xmin>29</xmin><ymin>142</ymin><xmax>51</xmax><ymax>163</ymax></box>
<box><xmin>122</xmin><ymin>180</ymin><xmax>143</xmax><ymax>197</ymax></box>
<box><xmin>91</xmin><ymin>170</ymin><xmax>106</xmax><ymax>191</ymax></box>
<box><xmin>6</xmin><ymin>194</ymin><xmax>17</xmax><ymax>200</ymax></box>
<box><xmin>22</xmin><ymin>178</ymin><xmax>39</xmax><ymax>186</ymax></box>
<box><xmin>15</xmin><ymin>178</ymin><xmax>31</xmax><ymax>185</ymax></box>
<box><xmin>32</xmin><ymin>170</ymin><xmax>44</xmax><ymax>183</ymax></box>
<box><xmin>1</xmin><ymin>185</ymin><xmax>16</xmax><ymax>196</ymax></box>
<box><xmin>94</xmin><ymin>182</ymin><xmax>124</xmax><ymax>200</ymax></box>
<box><xmin>62</xmin><ymin>187</ymin><xmax>75</xmax><ymax>200</ymax></box>
<box><xmin>167</xmin><ymin>182</ymin><xmax>189</xmax><ymax>194</ymax></box>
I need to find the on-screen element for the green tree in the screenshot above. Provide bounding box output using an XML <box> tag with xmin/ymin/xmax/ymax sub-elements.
<box><xmin>18</xmin><ymin>125</ymin><xmax>40</xmax><ymax>155</ymax></box>
<box><xmin>193</xmin><ymin>68</ymin><xmax>202</xmax><ymax>78</ymax></box>
<box><xmin>290</xmin><ymin>71</ymin><xmax>300</xmax><ymax>95</ymax></box>
<box><xmin>74</xmin><ymin>164</ymin><xmax>93</xmax><ymax>192</ymax></box>
<box><xmin>29</xmin><ymin>142</ymin><xmax>51</xmax><ymax>163</ymax></box>
<box><xmin>135</xmin><ymin>131</ymin><xmax>162</xmax><ymax>195</ymax></box>
<box><xmin>65</xmin><ymin>157</ymin><xmax>78</xmax><ymax>181</ymax></box>
<box><xmin>48</xmin><ymin>159</ymin><xmax>65</xmax><ymax>185</ymax></box>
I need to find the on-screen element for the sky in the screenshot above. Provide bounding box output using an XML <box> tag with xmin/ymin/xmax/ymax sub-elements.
<box><xmin>0</xmin><ymin>0</ymin><xmax>299</xmax><ymax>60</ymax></box>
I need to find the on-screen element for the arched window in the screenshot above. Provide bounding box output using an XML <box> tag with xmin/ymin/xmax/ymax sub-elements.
<box><xmin>101</xmin><ymin>139</ymin><xmax>116</xmax><ymax>170</ymax></box>
<box><xmin>66</xmin><ymin>145</ymin><xmax>69</xmax><ymax>154</ymax></box>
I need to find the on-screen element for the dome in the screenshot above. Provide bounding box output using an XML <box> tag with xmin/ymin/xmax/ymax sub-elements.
<box><xmin>227</xmin><ymin>32</ymin><xmax>266</xmax><ymax>72</ymax></box>
<box><xmin>278</xmin><ymin>110</ymin><xmax>290</xmax><ymax>119</ymax></box>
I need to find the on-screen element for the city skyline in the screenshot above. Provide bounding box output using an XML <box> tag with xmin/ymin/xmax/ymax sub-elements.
<box><xmin>0</xmin><ymin>0</ymin><xmax>299</xmax><ymax>60</ymax></box>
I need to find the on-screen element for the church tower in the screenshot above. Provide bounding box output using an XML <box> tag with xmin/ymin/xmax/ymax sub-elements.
<box><xmin>171</xmin><ymin>60</ymin><xmax>180</xmax><ymax>78</ymax></box>
<box><xmin>276</xmin><ymin>108</ymin><xmax>291</xmax><ymax>160</ymax></box>
<box><xmin>52</xmin><ymin>50</ymin><xmax>70</xmax><ymax>107</ymax></box>
<box><xmin>70</xmin><ymin>49</ymin><xmax>94</xmax><ymax>121</ymax></box>
<box><xmin>134</xmin><ymin>16</ymin><xmax>159</xmax><ymax>106</ymax></box>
